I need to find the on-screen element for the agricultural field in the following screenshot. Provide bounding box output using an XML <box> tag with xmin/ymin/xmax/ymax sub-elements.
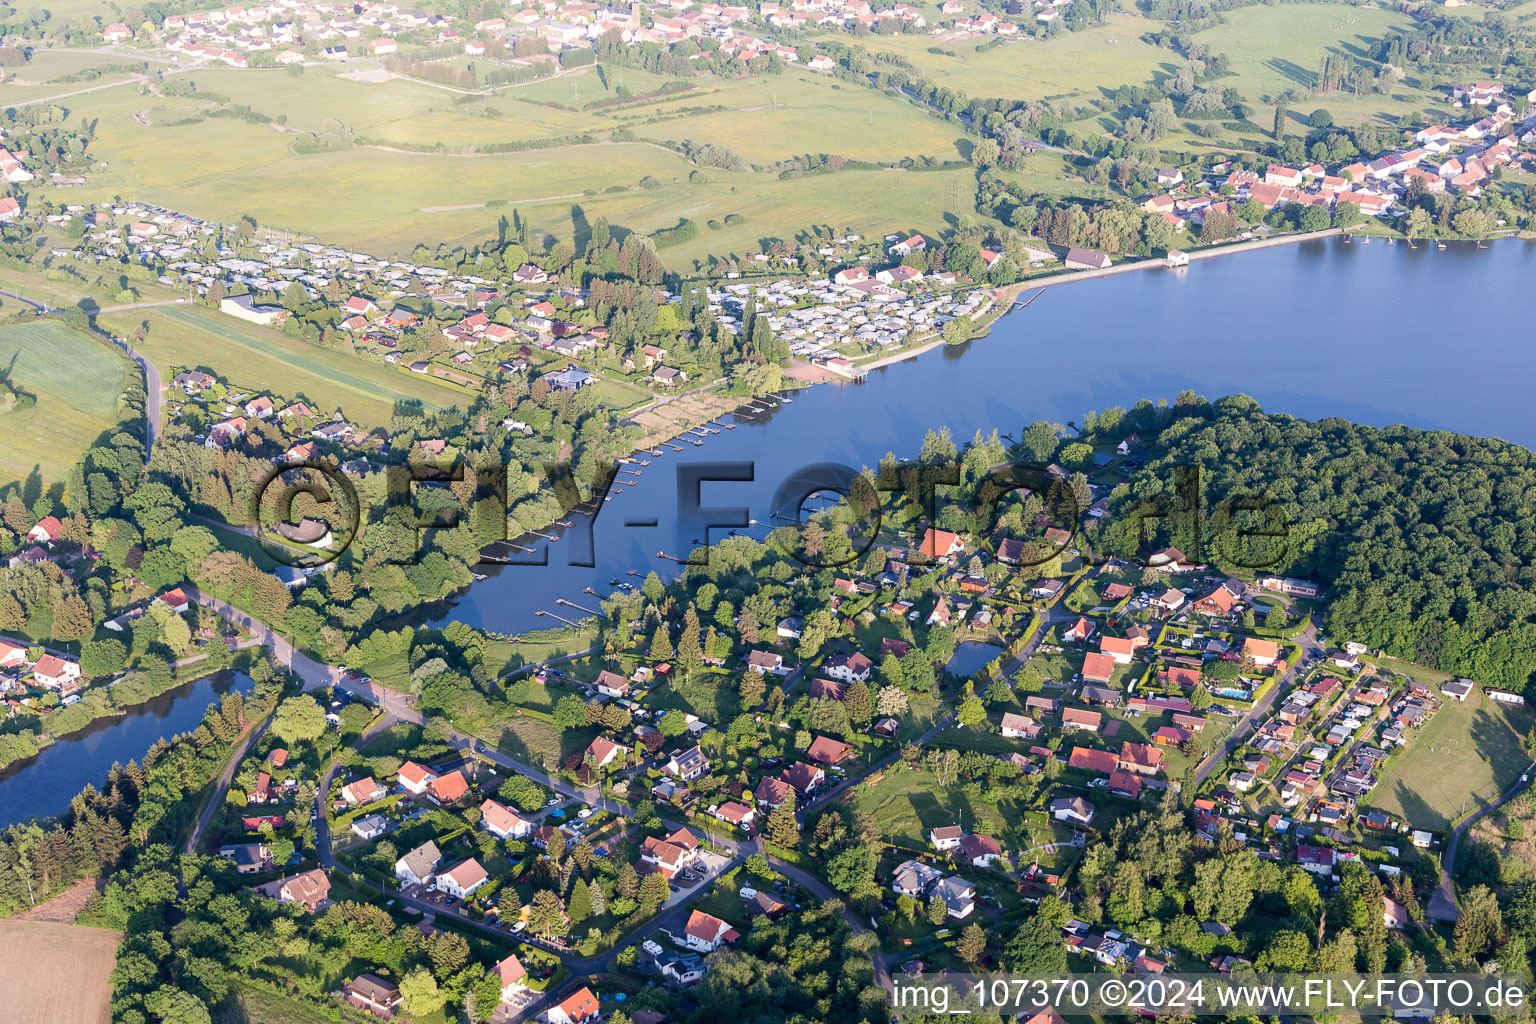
<box><xmin>0</xmin><ymin>320</ymin><xmax>131</xmax><ymax>484</ymax></box>
<box><xmin>842</xmin><ymin>13</ymin><xmax>1173</xmax><ymax>104</ymax></box>
<box><xmin>47</xmin><ymin>61</ymin><xmax>988</xmax><ymax>260</ymax></box>
<box><xmin>0</xmin><ymin>920</ymin><xmax>119</xmax><ymax>1024</ymax></box>
<box><xmin>1365</xmin><ymin>687</ymin><xmax>1536</xmax><ymax>830</ymax></box>
<box><xmin>627</xmin><ymin>71</ymin><xmax>968</xmax><ymax>163</ymax></box>
<box><xmin>94</xmin><ymin>304</ymin><xmax>469</xmax><ymax>428</ymax></box>
<box><xmin>1193</xmin><ymin>3</ymin><xmax>1424</xmax><ymax>126</ymax></box>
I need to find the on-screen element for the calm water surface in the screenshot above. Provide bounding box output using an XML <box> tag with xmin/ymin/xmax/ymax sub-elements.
<box><xmin>438</xmin><ymin>238</ymin><xmax>1536</xmax><ymax>634</ymax></box>
<box><xmin>0</xmin><ymin>672</ymin><xmax>255</xmax><ymax>827</ymax></box>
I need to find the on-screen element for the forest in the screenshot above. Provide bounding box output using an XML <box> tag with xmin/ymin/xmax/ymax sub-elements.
<box><xmin>1095</xmin><ymin>395</ymin><xmax>1536</xmax><ymax>693</ymax></box>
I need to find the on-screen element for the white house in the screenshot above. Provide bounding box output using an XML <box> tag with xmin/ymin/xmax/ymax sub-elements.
<box><xmin>481</xmin><ymin>798</ymin><xmax>534</xmax><ymax>840</ymax></box>
<box><xmin>668</xmin><ymin>909</ymin><xmax>738</xmax><ymax>953</ymax></box>
<box><xmin>394</xmin><ymin>841</ymin><xmax>441</xmax><ymax>886</ymax></box>
<box><xmin>434</xmin><ymin>858</ymin><xmax>489</xmax><ymax>900</ymax></box>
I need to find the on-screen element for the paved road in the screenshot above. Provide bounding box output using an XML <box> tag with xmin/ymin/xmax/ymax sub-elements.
<box><xmin>1192</xmin><ymin>614</ymin><xmax>1324</xmax><ymax>788</ymax></box>
<box><xmin>1428</xmin><ymin>756</ymin><xmax>1536</xmax><ymax>922</ymax></box>
<box><xmin>185</xmin><ymin>708</ymin><xmax>276</xmax><ymax>855</ymax></box>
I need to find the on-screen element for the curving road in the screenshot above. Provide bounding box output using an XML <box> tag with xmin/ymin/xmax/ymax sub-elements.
<box><xmin>1427</xmin><ymin>756</ymin><xmax>1536</xmax><ymax>922</ymax></box>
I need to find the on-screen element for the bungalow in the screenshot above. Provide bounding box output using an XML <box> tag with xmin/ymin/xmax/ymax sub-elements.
<box><xmin>1050</xmin><ymin>796</ymin><xmax>1096</xmax><ymax>825</ymax></box>
<box><xmin>930</xmin><ymin>824</ymin><xmax>964</xmax><ymax>851</ymax></box>
<box><xmin>715</xmin><ymin>801</ymin><xmax>756</xmax><ymax>828</ymax></box>
<box><xmin>807</xmin><ymin>735</ymin><xmax>853</xmax><ymax>766</ymax></box>
<box><xmin>585</xmin><ymin>736</ymin><xmax>630</xmax><ymax>768</ymax></box>
<box><xmin>425</xmin><ymin>769</ymin><xmax>470</xmax><ymax>805</ymax></box>
<box><xmin>958</xmin><ymin>833</ymin><xmax>1003</xmax><ymax>867</ymax></box>
<box><xmin>395</xmin><ymin>840</ymin><xmax>442</xmax><ymax>886</ymax></box>
<box><xmin>1000</xmin><ymin>712</ymin><xmax>1038</xmax><ymax>739</ymax></box>
<box><xmin>1030</xmin><ymin>579</ymin><xmax>1064</xmax><ymax>600</ymax></box>
<box><xmin>1081</xmin><ymin>652</ymin><xmax>1116</xmax><ymax>684</ymax></box>
<box><xmin>1064</xmin><ymin>247</ymin><xmax>1111</xmax><ymax>271</ymax></box>
<box><xmin>345</xmin><ymin>974</ymin><xmax>403</xmax><ymax>1017</ymax></box>
<box><xmin>888</xmin><ymin>234</ymin><xmax>926</xmax><ymax>256</ymax></box>
<box><xmin>435</xmin><ymin>857</ymin><xmax>490</xmax><ymax>900</ymax></box>
<box><xmin>1062</xmin><ymin>707</ymin><xmax>1102</xmax><ymax>732</ymax></box>
<box><xmin>341</xmin><ymin>777</ymin><xmax>386</xmax><ymax>806</ymax></box>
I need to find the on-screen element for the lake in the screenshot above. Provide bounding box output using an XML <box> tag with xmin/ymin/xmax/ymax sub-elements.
<box><xmin>0</xmin><ymin>671</ymin><xmax>255</xmax><ymax>828</ymax></box>
<box><xmin>946</xmin><ymin>642</ymin><xmax>1006</xmax><ymax>678</ymax></box>
<box><xmin>434</xmin><ymin>237</ymin><xmax>1536</xmax><ymax>635</ymax></box>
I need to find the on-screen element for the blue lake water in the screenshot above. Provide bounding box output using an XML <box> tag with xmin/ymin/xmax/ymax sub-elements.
<box><xmin>0</xmin><ymin>671</ymin><xmax>255</xmax><ymax>828</ymax></box>
<box><xmin>435</xmin><ymin>237</ymin><xmax>1536</xmax><ymax>635</ymax></box>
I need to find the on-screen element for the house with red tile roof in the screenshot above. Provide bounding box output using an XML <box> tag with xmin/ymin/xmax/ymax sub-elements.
<box><xmin>1069</xmin><ymin>746</ymin><xmax>1118</xmax><ymax>774</ymax></box>
<box><xmin>807</xmin><ymin>735</ymin><xmax>853</xmax><ymax>766</ymax></box>
<box><xmin>585</xmin><ymin>736</ymin><xmax>630</xmax><ymax>768</ymax></box>
<box><xmin>917</xmin><ymin>527</ymin><xmax>963</xmax><ymax>559</ymax></box>
<box><xmin>434</xmin><ymin>857</ymin><xmax>489</xmax><ymax>899</ymax></box>
<box><xmin>426</xmin><ymin>769</ymin><xmax>471</xmax><ymax>805</ymax></box>
<box><xmin>548</xmin><ymin>986</ymin><xmax>600</xmax><ymax>1024</ymax></box>
<box><xmin>397</xmin><ymin>760</ymin><xmax>439</xmax><ymax>795</ymax></box>
<box><xmin>1099</xmin><ymin>636</ymin><xmax>1138</xmax><ymax>664</ymax></box>
<box><xmin>341</xmin><ymin>777</ymin><xmax>385</xmax><ymax>806</ymax></box>
<box><xmin>481</xmin><ymin>798</ymin><xmax>534</xmax><ymax>840</ymax></box>
<box><xmin>670</xmin><ymin>909</ymin><xmax>740</xmax><ymax>952</ymax></box>
<box><xmin>1118</xmin><ymin>742</ymin><xmax>1165</xmax><ymax>776</ymax></box>
<box><xmin>1082</xmin><ymin>652</ymin><xmax>1116</xmax><ymax>683</ymax></box>
<box><xmin>1108</xmin><ymin>769</ymin><xmax>1143</xmax><ymax>798</ymax></box>
<box><xmin>493</xmin><ymin>954</ymin><xmax>527</xmax><ymax>1001</ymax></box>
<box><xmin>1062</xmin><ymin>707</ymin><xmax>1102</xmax><ymax>732</ymax></box>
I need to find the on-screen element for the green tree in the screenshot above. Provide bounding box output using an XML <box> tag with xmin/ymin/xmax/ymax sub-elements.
<box><xmin>926</xmin><ymin>894</ymin><xmax>949</xmax><ymax>925</ymax></box>
<box><xmin>766</xmin><ymin>798</ymin><xmax>799</xmax><ymax>848</ymax></box>
<box><xmin>958</xmin><ymin>922</ymin><xmax>987</xmax><ymax>965</ymax></box>
<box><xmin>52</xmin><ymin>593</ymin><xmax>93</xmax><ymax>642</ymax></box>
<box><xmin>399</xmin><ymin>967</ymin><xmax>442</xmax><ymax>1019</ymax></box>
<box><xmin>271</xmin><ymin>695</ymin><xmax>327</xmax><ymax>746</ymax></box>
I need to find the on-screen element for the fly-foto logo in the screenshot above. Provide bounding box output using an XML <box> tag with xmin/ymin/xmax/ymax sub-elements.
<box><xmin>247</xmin><ymin>456</ymin><xmax>1292</xmax><ymax>572</ymax></box>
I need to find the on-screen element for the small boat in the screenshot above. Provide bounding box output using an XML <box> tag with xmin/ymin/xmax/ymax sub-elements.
<box><xmin>1361</xmin><ymin>237</ymin><xmax>1370</xmax><ymax>245</ymax></box>
<box><xmin>472</xmin><ymin>572</ymin><xmax>488</xmax><ymax>581</ymax></box>
<box><xmin>1388</xmin><ymin>238</ymin><xmax>1395</xmax><ymax>246</ymax></box>
<box><xmin>610</xmin><ymin>578</ymin><xmax>620</xmax><ymax>586</ymax></box>
<box><xmin>1438</xmin><ymin>241</ymin><xmax>1447</xmax><ymax>250</ymax></box>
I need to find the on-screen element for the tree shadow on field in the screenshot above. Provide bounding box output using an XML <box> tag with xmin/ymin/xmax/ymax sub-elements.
<box><xmin>1265</xmin><ymin>59</ymin><xmax>1318</xmax><ymax>89</ymax></box>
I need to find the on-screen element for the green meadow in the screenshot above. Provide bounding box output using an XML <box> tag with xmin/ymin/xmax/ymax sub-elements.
<box><xmin>0</xmin><ymin>320</ymin><xmax>130</xmax><ymax>483</ymax></box>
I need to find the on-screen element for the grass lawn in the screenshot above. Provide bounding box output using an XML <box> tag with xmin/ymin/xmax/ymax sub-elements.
<box><xmin>1365</xmin><ymin>687</ymin><xmax>1536</xmax><ymax>830</ymax></box>
<box><xmin>844</xmin><ymin>14</ymin><xmax>1173</xmax><ymax>103</ymax></box>
<box><xmin>0</xmin><ymin>320</ymin><xmax>131</xmax><ymax>483</ymax></box>
<box><xmin>1194</xmin><ymin>4</ymin><xmax>1422</xmax><ymax>125</ymax></box>
<box><xmin>47</xmin><ymin>69</ymin><xmax>992</xmax><ymax>261</ymax></box>
<box><xmin>98</xmin><ymin>304</ymin><xmax>469</xmax><ymax>427</ymax></box>
<box><xmin>227</xmin><ymin>982</ymin><xmax>340</xmax><ymax>1024</ymax></box>
<box><xmin>629</xmin><ymin>70</ymin><xmax>969</xmax><ymax>164</ymax></box>
<box><xmin>853</xmin><ymin>766</ymin><xmax>1031</xmax><ymax>849</ymax></box>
